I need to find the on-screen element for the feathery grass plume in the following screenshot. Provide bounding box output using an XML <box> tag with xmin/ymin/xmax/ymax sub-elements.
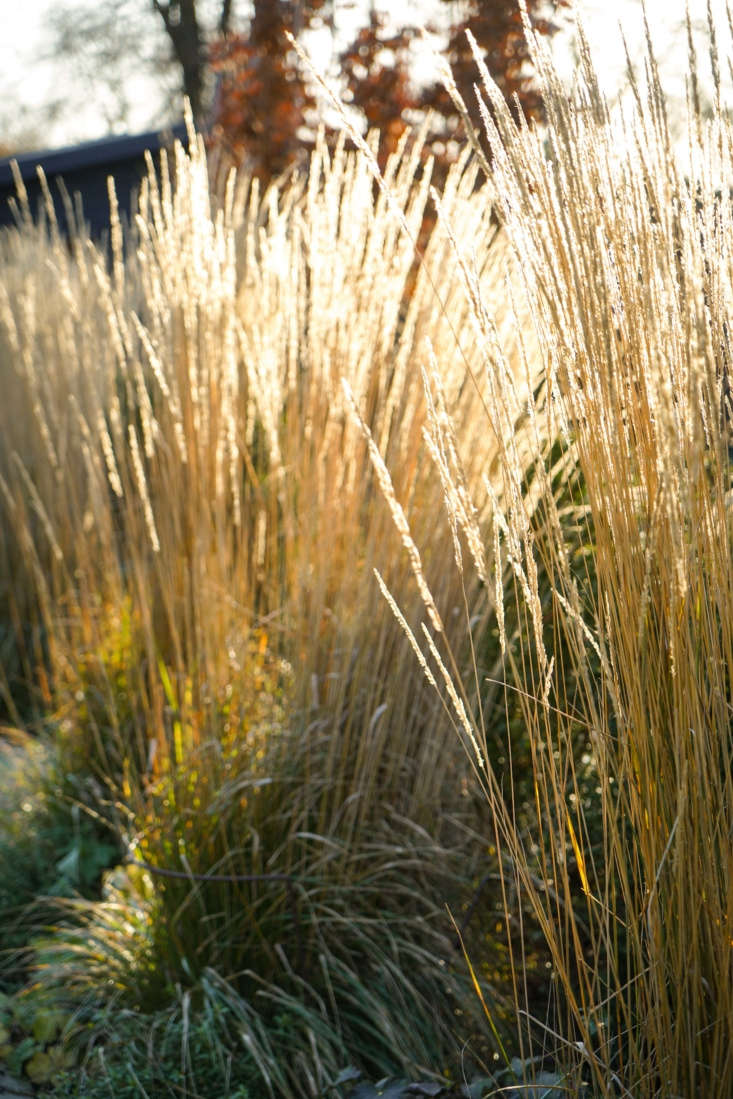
<box><xmin>0</xmin><ymin>116</ymin><xmax>523</xmax><ymax>1092</ymax></box>
<box><xmin>342</xmin><ymin>377</ymin><xmax>444</xmax><ymax>634</ymax></box>
<box><xmin>366</xmin><ymin>2</ymin><xmax>733</xmax><ymax>1094</ymax></box>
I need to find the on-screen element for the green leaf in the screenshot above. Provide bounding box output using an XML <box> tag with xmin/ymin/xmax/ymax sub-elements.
<box><xmin>25</xmin><ymin>1042</ymin><xmax>75</xmax><ymax>1084</ymax></box>
<box><xmin>8</xmin><ymin>1035</ymin><xmax>36</xmax><ymax>1070</ymax></box>
<box><xmin>25</xmin><ymin>1050</ymin><xmax>54</xmax><ymax>1084</ymax></box>
<box><xmin>32</xmin><ymin>1007</ymin><xmax>67</xmax><ymax>1043</ymax></box>
<box><xmin>0</xmin><ymin>1022</ymin><xmax>12</xmax><ymax>1059</ymax></box>
<box><xmin>55</xmin><ymin>844</ymin><xmax>80</xmax><ymax>884</ymax></box>
<box><xmin>333</xmin><ymin>1066</ymin><xmax>363</xmax><ymax>1087</ymax></box>
<box><xmin>506</xmin><ymin>1071</ymin><xmax>566</xmax><ymax>1099</ymax></box>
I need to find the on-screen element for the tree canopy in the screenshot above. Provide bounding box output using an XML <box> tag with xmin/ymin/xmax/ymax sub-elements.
<box><xmin>211</xmin><ymin>0</ymin><xmax>568</xmax><ymax>177</ymax></box>
<box><xmin>38</xmin><ymin>1</ymin><xmax>568</xmax><ymax>177</ymax></box>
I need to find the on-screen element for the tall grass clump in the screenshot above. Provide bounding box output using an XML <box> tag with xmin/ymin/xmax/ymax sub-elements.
<box><xmin>0</xmin><ymin>117</ymin><xmax>534</xmax><ymax>1092</ymax></box>
<box><xmin>362</xmin><ymin>7</ymin><xmax>733</xmax><ymax>1096</ymax></box>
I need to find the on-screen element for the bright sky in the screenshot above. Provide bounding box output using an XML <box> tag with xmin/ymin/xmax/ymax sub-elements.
<box><xmin>0</xmin><ymin>0</ymin><xmax>731</xmax><ymax>152</ymax></box>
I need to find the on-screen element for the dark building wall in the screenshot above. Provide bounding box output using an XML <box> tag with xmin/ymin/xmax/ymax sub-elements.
<box><xmin>0</xmin><ymin>124</ymin><xmax>188</xmax><ymax>238</ymax></box>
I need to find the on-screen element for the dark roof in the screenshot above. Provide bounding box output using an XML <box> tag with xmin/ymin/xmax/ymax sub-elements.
<box><xmin>0</xmin><ymin>123</ymin><xmax>188</xmax><ymax>188</ymax></box>
<box><xmin>0</xmin><ymin>122</ymin><xmax>189</xmax><ymax>236</ymax></box>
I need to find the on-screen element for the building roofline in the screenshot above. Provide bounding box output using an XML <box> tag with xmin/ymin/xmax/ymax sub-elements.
<box><xmin>0</xmin><ymin>122</ymin><xmax>188</xmax><ymax>188</ymax></box>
